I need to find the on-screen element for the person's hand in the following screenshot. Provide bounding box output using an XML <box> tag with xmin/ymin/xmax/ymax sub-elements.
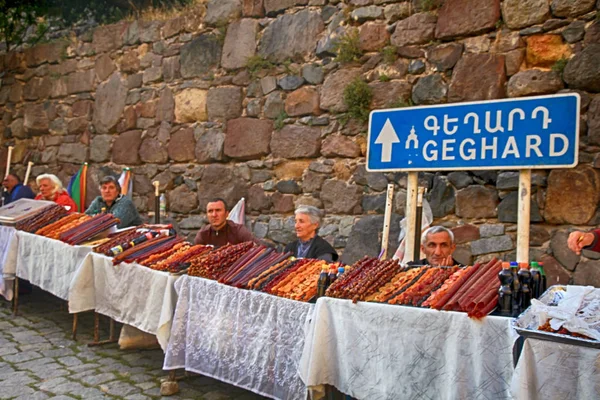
<box><xmin>440</xmin><ymin>255</ymin><xmax>454</xmax><ymax>267</ymax></box>
<box><xmin>567</xmin><ymin>231</ymin><xmax>595</xmax><ymax>255</ymax></box>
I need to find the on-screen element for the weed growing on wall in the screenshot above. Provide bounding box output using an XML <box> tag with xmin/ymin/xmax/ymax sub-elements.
<box><xmin>333</xmin><ymin>29</ymin><xmax>363</xmax><ymax>64</ymax></box>
<box><xmin>343</xmin><ymin>77</ymin><xmax>373</xmax><ymax>124</ymax></box>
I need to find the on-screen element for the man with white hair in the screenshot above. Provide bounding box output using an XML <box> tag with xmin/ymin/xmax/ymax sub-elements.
<box><xmin>408</xmin><ymin>226</ymin><xmax>460</xmax><ymax>267</ymax></box>
<box><xmin>285</xmin><ymin>205</ymin><xmax>338</xmax><ymax>261</ymax></box>
<box><xmin>34</xmin><ymin>173</ymin><xmax>77</xmax><ymax>213</ymax></box>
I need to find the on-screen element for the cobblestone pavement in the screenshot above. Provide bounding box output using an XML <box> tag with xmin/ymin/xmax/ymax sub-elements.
<box><xmin>0</xmin><ymin>288</ymin><xmax>267</xmax><ymax>400</ymax></box>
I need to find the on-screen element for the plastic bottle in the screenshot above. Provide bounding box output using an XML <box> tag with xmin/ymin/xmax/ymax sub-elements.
<box><xmin>159</xmin><ymin>194</ymin><xmax>167</xmax><ymax>217</ymax></box>
<box><xmin>316</xmin><ymin>267</ymin><xmax>330</xmax><ymax>299</ymax></box>
<box><xmin>498</xmin><ymin>262</ymin><xmax>514</xmax><ymax>316</ymax></box>
<box><xmin>530</xmin><ymin>261</ymin><xmax>541</xmax><ymax>298</ymax></box>
<box><xmin>518</xmin><ymin>263</ymin><xmax>532</xmax><ymax>310</ymax></box>
<box><xmin>328</xmin><ymin>266</ymin><xmax>338</xmax><ymax>286</ymax></box>
<box><xmin>509</xmin><ymin>261</ymin><xmax>521</xmax><ymax>311</ymax></box>
<box><xmin>337</xmin><ymin>266</ymin><xmax>345</xmax><ymax>279</ymax></box>
<box><xmin>538</xmin><ymin>262</ymin><xmax>547</xmax><ymax>294</ymax></box>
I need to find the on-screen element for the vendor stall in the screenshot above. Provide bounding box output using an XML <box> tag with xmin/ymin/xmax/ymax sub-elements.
<box><xmin>299</xmin><ymin>297</ymin><xmax>517</xmax><ymax>400</ymax></box>
<box><xmin>69</xmin><ymin>252</ymin><xmax>180</xmax><ymax>351</ymax></box>
<box><xmin>164</xmin><ymin>275</ymin><xmax>313</xmax><ymax>400</ymax></box>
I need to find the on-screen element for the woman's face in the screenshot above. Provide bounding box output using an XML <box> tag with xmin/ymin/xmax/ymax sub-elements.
<box><xmin>295</xmin><ymin>213</ymin><xmax>319</xmax><ymax>242</ymax></box>
<box><xmin>38</xmin><ymin>179</ymin><xmax>54</xmax><ymax>199</ymax></box>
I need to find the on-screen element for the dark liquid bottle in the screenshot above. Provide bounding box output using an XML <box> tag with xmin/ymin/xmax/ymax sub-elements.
<box><xmin>498</xmin><ymin>262</ymin><xmax>514</xmax><ymax>316</ymax></box>
<box><xmin>317</xmin><ymin>267</ymin><xmax>330</xmax><ymax>299</ymax></box>
<box><xmin>518</xmin><ymin>263</ymin><xmax>532</xmax><ymax>310</ymax></box>
<box><xmin>530</xmin><ymin>261</ymin><xmax>541</xmax><ymax>298</ymax></box>
<box><xmin>328</xmin><ymin>267</ymin><xmax>338</xmax><ymax>287</ymax></box>
<box><xmin>510</xmin><ymin>261</ymin><xmax>521</xmax><ymax>312</ymax></box>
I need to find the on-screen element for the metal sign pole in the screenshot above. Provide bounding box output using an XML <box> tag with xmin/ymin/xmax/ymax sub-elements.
<box><xmin>380</xmin><ymin>184</ymin><xmax>395</xmax><ymax>259</ymax></box>
<box><xmin>516</xmin><ymin>169</ymin><xmax>531</xmax><ymax>263</ymax></box>
<box><xmin>404</xmin><ymin>172</ymin><xmax>419</xmax><ymax>262</ymax></box>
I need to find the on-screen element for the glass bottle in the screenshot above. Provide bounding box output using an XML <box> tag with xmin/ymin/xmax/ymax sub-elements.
<box><xmin>509</xmin><ymin>261</ymin><xmax>521</xmax><ymax>311</ymax></box>
<box><xmin>328</xmin><ymin>266</ymin><xmax>338</xmax><ymax>287</ymax></box>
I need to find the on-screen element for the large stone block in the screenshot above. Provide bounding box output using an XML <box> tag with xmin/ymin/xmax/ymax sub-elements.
<box><xmin>90</xmin><ymin>135</ymin><xmax>112</xmax><ymax>162</ymax></box>
<box><xmin>584</xmin><ymin>21</ymin><xmax>600</xmax><ymax>45</ymax></box>
<box><xmin>180</xmin><ymin>34</ymin><xmax>221</xmax><ymax>78</ymax></box>
<box><xmin>507</xmin><ymin>70</ymin><xmax>564</xmax><ymax>98</ymax></box>
<box><xmin>573</xmin><ymin>259</ymin><xmax>600</xmax><ymax>286</ymax></box>
<box><xmin>471</xmin><ymin>234</ymin><xmax>513</xmax><ymax>256</ymax></box>
<box><xmin>247</xmin><ymin>185</ymin><xmax>271</xmax><ymax>212</ymax></box>
<box><xmin>225</xmin><ymin>118</ymin><xmax>273</xmax><ymax>160</ymax></box>
<box><xmin>588</xmin><ymin>96</ymin><xmax>600</xmax><ymax>145</ymax></box>
<box><xmin>341</xmin><ymin>214</ymin><xmax>402</xmax><ymax>264</ymax></box>
<box><xmin>455</xmin><ymin>185</ymin><xmax>498</xmax><ymax>218</ymax></box>
<box><xmin>497</xmin><ymin>191</ymin><xmax>543</xmax><ymax>223</ymax></box>
<box><xmin>95</xmin><ymin>54</ymin><xmax>115</xmax><ymax>82</ymax></box>
<box><xmin>359</xmin><ymin>22</ymin><xmax>389</xmax><ymax>52</ymax></box>
<box><xmin>243</xmin><ymin>0</ymin><xmax>265</xmax><ymax>17</ymax></box>
<box><xmin>168</xmin><ymin>184</ymin><xmax>198</xmax><ymax>214</ymax></box>
<box><xmin>369</xmin><ymin>80</ymin><xmax>412</xmax><ymax>110</ymax></box>
<box><xmin>258</xmin><ymin>10</ymin><xmax>324</xmax><ymax>63</ymax></box>
<box><xmin>391</xmin><ymin>12</ymin><xmax>437</xmax><ymax>47</ymax></box>
<box><xmin>24</xmin><ymin>40</ymin><xmax>70</xmax><ymax>67</ymax></box>
<box><xmin>66</xmin><ymin>70</ymin><xmax>95</xmax><ymax>94</ymax></box>
<box><xmin>319</xmin><ymin>68</ymin><xmax>361</xmax><ymax>112</ymax></box>
<box><xmin>195</xmin><ymin>128</ymin><xmax>224</xmax><ymax>163</ymax></box>
<box><xmin>139</xmin><ymin>138</ymin><xmax>168</xmax><ymax>163</ymax></box>
<box><xmin>23</xmin><ymin>77</ymin><xmax>52</xmax><ymax>100</ymax></box>
<box><xmin>112</xmin><ymin>130</ymin><xmax>142</xmax><ymax>165</ymax></box>
<box><xmin>544</xmin><ymin>166</ymin><xmax>600</xmax><ymax>224</ymax></box>
<box><xmin>452</xmin><ymin>224</ymin><xmax>480</xmax><ymax>244</ymax></box>
<box><xmin>58</xmin><ymin>143</ymin><xmax>88</xmax><ymax>164</ymax></box>
<box><xmin>93</xmin><ymin>73</ymin><xmax>128</xmax><ymax>134</ymax></box>
<box><xmin>271</xmin><ymin>125</ymin><xmax>321</xmax><ymax>158</ymax></box>
<box><xmin>563</xmin><ymin>44</ymin><xmax>600</xmax><ymax>93</ymax></box>
<box><xmin>168</xmin><ymin>128</ymin><xmax>196</xmax><ymax>162</ymax></box>
<box><xmin>93</xmin><ymin>23</ymin><xmax>127</xmax><ymax>54</ymax></box>
<box><xmin>502</xmin><ymin>0</ymin><xmax>550</xmax><ymax>30</ymax></box>
<box><xmin>197</xmin><ymin>164</ymin><xmax>248</xmax><ymax>209</ymax></box>
<box><xmin>448</xmin><ymin>54</ymin><xmax>506</xmax><ymax>102</ymax></box>
<box><xmin>427</xmin><ymin>43</ymin><xmax>463</xmax><ymax>72</ymax></box>
<box><xmin>526</xmin><ymin>35</ymin><xmax>571</xmax><ymax>68</ymax></box>
<box><xmin>435</xmin><ymin>0</ymin><xmax>500</xmax><ymax>40</ymax></box>
<box><xmin>23</xmin><ymin>103</ymin><xmax>49</xmax><ymax>135</ymax></box>
<box><xmin>321</xmin><ymin>135</ymin><xmax>361</xmax><ymax>158</ymax></box>
<box><xmin>550</xmin><ymin>231</ymin><xmax>580</xmax><ymax>271</ymax></box>
<box><xmin>427</xmin><ymin>175</ymin><xmax>456</xmax><ymax>218</ymax></box>
<box><xmin>264</xmin><ymin>0</ymin><xmax>308</xmax><ymax>16</ymax></box>
<box><xmin>412</xmin><ymin>74</ymin><xmax>447</xmax><ymax>105</ymax></box>
<box><xmin>550</xmin><ymin>0</ymin><xmax>595</xmax><ymax>18</ymax></box>
<box><xmin>539</xmin><ymin>254</ymin><xmax>571</xmax><ymax>285</ymax></box>
<box><xmin>156</xmin><ymin>87</ymin><xmax>175</xmax><ymax>123</ymax></box>
<box><xmin>174</xmin><ymin>89</ymin><xmax>208</xmax><ymax>123</ymax></box>
<box><xmin>205</xmin><ymin>0</ymin><xmax>242</xmax><ymax>25</ymax></box>
<box><xmin>321</xmin><ymin>179</ymin><xmax>363</xmax><ymax>214</ymax></box>
<box><xmin>207</xmin><ymin>87</ymin><xmax>243</xmax><ymax>120</ymax></box>
<box><xmin>221</xmin><ymin>19</ymin><xmax>258</xmax><ymax>70</ymax></box>
<box><xmin>285</xmin><ymin>87</ymin><xmax>320</xmax><ymax>117</ymax></box>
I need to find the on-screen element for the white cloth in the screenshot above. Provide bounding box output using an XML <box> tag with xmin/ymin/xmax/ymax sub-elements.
<box><xmin>0</xmin><ymin>225</ymin><xmax>18</xmax><ymax>300</ymax></box>
<box><xmin>16</xmin><ymin>231</ymin><xmax>92</xmax><ymax>300</ymax></box>
<box><xmin>69</xmin><ymin>252</ymin><xmax>179</xmax><ymax>351</ymax></box>
<box><xmin>511</xmin><ymin>338</ymin><xmax>600</xmax><ymax>399</ymax></box>
<box><xmin>299</xmin><ymin>297</ymin><xmax>518</xmax><ymax>400</ymax></box>
<box><xmin>164</xmin><ymin>275</ymin><xmax>313</xmax><ymax>400</ymax></box>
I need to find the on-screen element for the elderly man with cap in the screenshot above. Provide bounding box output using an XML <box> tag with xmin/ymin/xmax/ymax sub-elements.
<box><xmin>2</xmin><ymin>173</ymin><xmax>35</xmax><ymax>205</ymax></box>
<box><xmin>85</xmin><ymin>176</ymin><xmax>142</xmax><ymax>229</ymax></box>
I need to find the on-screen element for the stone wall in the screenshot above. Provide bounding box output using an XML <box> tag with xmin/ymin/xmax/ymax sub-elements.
<box><xmin>1</xmin><ymin>0</ymin><xmax>600</xmax><ymax>284</ymax></box>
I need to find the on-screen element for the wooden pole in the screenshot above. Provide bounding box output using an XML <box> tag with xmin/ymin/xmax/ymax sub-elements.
<box><xmin>380</xmin><ymin>184</ymin><xmax>395</xmax><ymax>259</ymax></box>
<box><xmin>413</xmin><ymin>187</ymin><xmax>426</xmax><ymax>261</ymax></box>
<box><xmin>23</xmin><ymin>161</ymin><xmax>33</xmax><ymax>186</ymax></box>
<box><xmin>153</xmin><ymin>181</ymin><xmax>160</xmax><ymax>224</ymax></box>
<box><xmin>517</xmin><ymin>169</ymin><xmax>531</xmax><ymax>263</ymax></box>
<box><xmin>404</xmin><ymin>172</ymin><xmax>419</xmax><ymax>262</ymax></box>
<box><xmin>4</xmin><ymin>146</ymin><xmax>13</xmax><ymax>178</ymax></box>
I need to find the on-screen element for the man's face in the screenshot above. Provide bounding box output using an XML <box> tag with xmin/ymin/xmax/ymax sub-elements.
<box><xmin>101</xmin><ymin>182</ymin><xmax>119</xmax><ymax>204</ymax></box>
<box><xmin>38</xmin><ymin>179</ymin><xmax>54</xmax><ymax>199</ymax></box>
<box><xmin>295</xmin><ymin>213</ymin><xmax>319</xmax><ymax>242</ymax></box>
<box><xmin>206</xmin><ymin>201</ymin><xmax>228</xmax><ymax>229</ymax></box>
<box><xmin>2</xmin><ymin>175</ymin><xmax>18</xmax><ymax>191</ymax></box>
<box><xmin>421</xmin><ymin>231</ymin><xmax>456</xmax><ymax>267</ymax></box>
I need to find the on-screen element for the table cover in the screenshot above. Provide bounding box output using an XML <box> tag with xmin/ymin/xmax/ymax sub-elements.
<box><xmin>15</xmin><ymin>231</ymin><xmax>92</xmax><ymax>300</ymax></box>
<box><xmin>511</xmin><ymin>338</ymin><xmax>600</xmax><ymax>399</ymax></box>
<box><xmin>299</xmin><ymin>297</ymin><xmax>518</xmax><ymax>400</ymax></box>
<box><xmin>0</xmin><ymin>225</ymin><xmax>18</xmax><ymax>300</ymax></box>
<box><xmin>164</xmin><ymin>275</ymin><xmax>313</xmax><ymax>400</ymax></box>
<box><xmin>69</xmin><ymin>252</ymin><xmax>179</xmax><ymax>351</ymax></box>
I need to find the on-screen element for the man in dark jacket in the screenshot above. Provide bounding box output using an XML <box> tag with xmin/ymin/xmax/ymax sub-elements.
<box><xmin>195</xmin><ymin>198</ymin><xmax>258</xmax><ymax>248</ymax></box>
<box><xmin>2</xmin><ymin>173</ymin><xmax>35</xmax><ymax>205</ymax></box>
<box><xmin>285</xmin><ymin>205</ymin><xmax>338</xmax><ymax>262</ymax></box>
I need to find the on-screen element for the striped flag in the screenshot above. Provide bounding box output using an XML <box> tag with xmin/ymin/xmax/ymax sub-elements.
<box><xmin>118</xmin><ymin>168</ymin><xmax>133</xmax><ymax>198</ymax></box>
<box><xmin>67</xmin><ymin>163</ymin><xmax>88</xmax><ymax>212</ymax></box>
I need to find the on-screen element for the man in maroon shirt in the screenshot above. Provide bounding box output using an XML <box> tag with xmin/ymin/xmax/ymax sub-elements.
<box><xmin>194</xmin><ymin>198</ymin><xmax>258</xmax><ymax>248</ymax></box>
<box><xmin>568</xmin><ymin>229</ymin><xmax>600</xmax><ymax>255</ymax></box>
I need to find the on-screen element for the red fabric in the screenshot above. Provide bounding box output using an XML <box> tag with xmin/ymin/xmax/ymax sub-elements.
<box><xmin>35</xmin><ymin>191</ymin><xmax>78</xmax><ymax>213</ymax></box>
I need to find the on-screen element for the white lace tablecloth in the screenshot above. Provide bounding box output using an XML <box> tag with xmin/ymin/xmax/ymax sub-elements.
<box><xmin>15</xmin><ymin>231</ymin><xmax>92</xmax><ymax>300</ymax></box>
<box><xmin>69</xmin><ymin>252</ymin><xmax>179</xmax><ymax>351</ymax></box>
<box><xmin>0</xmin><ymin>225</ymin><xmax>18</xmax><ymax>301</ymax></box>
<box><xmin>511</xmin><ymin>338</ymin><xmax>600</xmax><ymax>399</ymax></box>
<box><xmin>299</xmin><ymin>297</ymin><xmax>518</xmax><ymax>400</ymax></box>
<box><xmin>164</xmin><ymin>275</ymin><xmax>313</xmax><ymax>400</ymax></box>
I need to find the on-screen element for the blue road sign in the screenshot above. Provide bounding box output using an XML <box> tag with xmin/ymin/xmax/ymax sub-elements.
<box><xmin>366</xmin><ymin>94</ymin><xmax>580</xmax><ymax>172</ymax></box>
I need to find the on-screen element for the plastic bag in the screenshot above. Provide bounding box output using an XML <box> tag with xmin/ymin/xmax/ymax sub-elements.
<box><xmin>228</xmin><ymin>197</ymin><xmax>245</xmax><ymax>225</ymax></box>
<box><xmin>392</xmin><ymin>198</ymin><xmax>433</xmax><ymax>264</ymax></box>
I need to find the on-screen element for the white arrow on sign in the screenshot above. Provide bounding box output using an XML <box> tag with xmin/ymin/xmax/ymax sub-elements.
<box><xmin>374</xmin><ymin>118</ymin><xmax>400</xmax><ymax>162</ymax></box>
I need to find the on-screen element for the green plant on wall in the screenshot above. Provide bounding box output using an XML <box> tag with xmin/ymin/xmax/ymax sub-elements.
<box><xmin>333</xmin><ymin>29</ymin><xmax>363</xmax><ymax>64</ymax></box>
<box><xmin>552</xmin><ymin>57</ymin><xmax>568</xmax><ymax>77</ymax></box>
<box><xmin>246</xmin><ymin>55</ymin><xmax>274</xmax><ymax>77</ymax></box>
<box><xmin>387</xmin><ymin>98</ymin><xmax>414</xmax><ymax>109</ymax></box>
<box><xmin>343</xmin><ymin>77</ymin><xmax>373</xmax><ymax>124</ymax></box>
<box><xmin>420</xmin><ymin>0</ymin><xmax>441</xmax><ymax>11</ymax></box>
<box><xmin>381</xmin><ymin>45</ymin><xmax>397</xmax><ymax>65</ymax></box>
<box><xmin>274</xmin><ymin>111</ymin><xmax>288</xmax><ymax>131</ymax></box>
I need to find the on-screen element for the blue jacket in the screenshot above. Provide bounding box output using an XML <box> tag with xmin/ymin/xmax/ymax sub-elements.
<box><xmin>2</xmin><ymin>183</ymin><xmax>36</xmax><ymax>205</ymax></box>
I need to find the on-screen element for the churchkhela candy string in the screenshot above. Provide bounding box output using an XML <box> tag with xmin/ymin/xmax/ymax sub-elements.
<box><xmin>59</xmin><ymin>214</ymin><xmax>120</xmax><ymax>245</ymax></box>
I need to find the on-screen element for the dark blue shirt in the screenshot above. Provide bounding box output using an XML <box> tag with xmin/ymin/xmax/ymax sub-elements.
<box><xmin>2</xmin><ymin>183</ymin><xmax>35</xmax><ymax>205</ymax></box>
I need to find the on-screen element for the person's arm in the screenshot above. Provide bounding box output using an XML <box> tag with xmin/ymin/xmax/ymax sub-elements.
<box><xmin>194</xmin><ymin>228</ymin><xmax>206</xmax><ymax>245</ymax></box>
<box><xmin>84</xmin><ymin>198</ymin><xmax>99</xmax><ymax>216</ymax></box>
<box><xmin>13</xmin><ymin>185</ymin><xmax>35</xmax><ymax>201</ymax></box>
<box><xmin>236</xmin><ymin>224</ymin><xmax>260</xmax><ymax>244</ymax></box>
<box><xmin>113</xmin><ymin>199</ymin><xmax>142</xmax><ymax>228</ymax></box>
<box><xmin>316</xmin><ymin>253</ymin><xmax>334</xmax><ymax>262</ymax></box>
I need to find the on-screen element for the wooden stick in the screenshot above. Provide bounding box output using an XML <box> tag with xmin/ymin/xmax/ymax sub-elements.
<box><xmin>413</xmin><ymin>187</ymin><xmax>426</xmax><ymax>260</ymax></box>
<box><xmin>380</xmin><ymin>184</ymin><xmax>395</xmax><ymax>259</ymax></box>
<box><xmin>12</xmin><ymin>278</ymin><xmax>18</xmax><ymax>316</ymax></box>
<box><xmin>23</xmin><ymin>161</ymin><xmax>33</xmax><ymax>186</ymax></box>
<box><xmin>4</xmin><ymin>146</ymin><xmax>13</xmax><ymax>178</ymax></box>
<box><xmin>404</xmin><ymin>172</ymin><xmax>419</xmax><ymax>262</ymax></box>
<box><xmin>153</xmin><ymin>181</ymin><xmax>160</xmax><ymax>224</ymax></box>
<box><xmin>517</xmin><ymin>169</ymin><xmax>531</xmax><ymax>263</ymax></box>
<box><xmin>72</xmin><ymin>314</ymin><xmax>78</xmax><ymax>341</ymax></box>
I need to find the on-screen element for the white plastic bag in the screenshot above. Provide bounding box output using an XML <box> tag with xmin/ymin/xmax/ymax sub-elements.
<box><xmin>228</xmin><ymin>197</ymin><xmax>246</xmax><ymax>225</ymax></box>
<box><xmin>393</xmin><ymin>198</ymin><xmax>433</xmax><ymax>264</ymax></box>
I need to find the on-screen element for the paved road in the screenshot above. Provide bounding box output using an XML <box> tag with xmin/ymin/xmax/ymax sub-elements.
<box><xmin>0</xmin><ymin>288</ymin><xmax>267</xmax><ymax>400</ymax></box>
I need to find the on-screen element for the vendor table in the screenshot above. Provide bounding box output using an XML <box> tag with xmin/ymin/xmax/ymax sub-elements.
<box><xmin>163</xmin><ymin>275</ymin><xmax>313</xmax><ymax>400</ymax></box>
<box><xmin>15</xmin><ymin>231</ymin><xmax>92</xmax><ymax>300</ymax></box>
<box><xmin>511</xmin><ymin>338</ymin><xmax>600</xmax><ymax>399</ymax></box>
<box><xmin>0</xmin><ymin>225</ymin><xmax>18</xmax><ymax>301</ymax></box>
<box><xmin>299</xmin><ymin>297</ymin><xmax>518</xmax><ymax>400</ymax></box>
<box><xmin>69</xmin><ymin>252</ymin><xmax>179</xmax><ymax>351</ymax></box>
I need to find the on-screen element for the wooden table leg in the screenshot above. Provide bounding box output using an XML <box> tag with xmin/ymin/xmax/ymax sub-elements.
<box><xmin>12</xmin><ymin>278</ymin><xmax>19</xmax><ymax>316</ymax></box>
<box><xmin>72</xmin><ymin>313</ymin><xmax>78</xmax><ymax>341</ymax></box>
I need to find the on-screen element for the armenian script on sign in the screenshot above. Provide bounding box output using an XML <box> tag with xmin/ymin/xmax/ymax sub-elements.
<box><xmin>366</xmin><ymin>94</ymin><xmax>580</xmax><ymax>172</ymax></box>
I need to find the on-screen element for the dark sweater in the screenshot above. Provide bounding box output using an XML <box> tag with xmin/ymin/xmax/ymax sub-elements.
<box><xmin>285</xmin><ymin>235</ymin><xmax>339</xmax><ymax>261</ymax></box>
<box><xmin>85</xmin><ymin>195</ymin><xmax>142</xmax><ymax>229</ymax></box>
<box><xmin>194</xmin><ymin>220</ymin><xmax>258</xmax><ymax>248</ymax></box>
